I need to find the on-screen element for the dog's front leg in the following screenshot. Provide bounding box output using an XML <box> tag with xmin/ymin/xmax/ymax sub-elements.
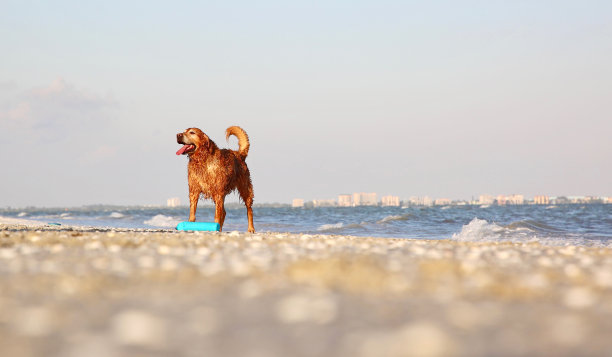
<box><xmin>188</xmin><ymin>190</ymin><xmax>199</xmax><ymax>222</ymax></box>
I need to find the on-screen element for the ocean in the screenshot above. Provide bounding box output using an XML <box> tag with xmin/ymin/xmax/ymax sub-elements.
<box><xmin>2</xmin><ymin>204</ymin><xmax>611</xmax><ymax>247</ymax></box>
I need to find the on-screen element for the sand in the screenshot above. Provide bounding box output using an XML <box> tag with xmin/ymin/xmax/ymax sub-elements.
<box><xmin>1</xmin><ymin>220</ymin><xmax>611</xmax><ymax>356</ymax></box>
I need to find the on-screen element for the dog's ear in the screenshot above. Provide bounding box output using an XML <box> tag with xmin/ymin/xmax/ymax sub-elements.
<box><xmin>201</xmin><ymin>133</ymin><xmax>214</xmax><ymax>153</ymax></box>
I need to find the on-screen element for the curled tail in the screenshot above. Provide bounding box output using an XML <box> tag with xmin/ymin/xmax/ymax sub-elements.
<box><xmin>225</xmin><ymin>126</ymin><xmax>250</xmax><ymax>159</ymax></box>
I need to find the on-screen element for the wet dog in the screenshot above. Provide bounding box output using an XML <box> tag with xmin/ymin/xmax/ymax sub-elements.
<box><xmin>176</xmin><ymin>126</ymin><xmax>255</xmax><ymax>232</ymax></box>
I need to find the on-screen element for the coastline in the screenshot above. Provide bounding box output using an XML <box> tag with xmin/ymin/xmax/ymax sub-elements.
<box><xmin>1</xmin><ymin>222</ymin><xmax>611</xmax><ymax>356</ymax></box>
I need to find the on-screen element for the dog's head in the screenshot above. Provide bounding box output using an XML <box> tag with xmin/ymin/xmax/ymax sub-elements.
<box><xmin>176</xmin><ymin>128</ymin><xmax>211</xmax><ymax>156</ymax></box>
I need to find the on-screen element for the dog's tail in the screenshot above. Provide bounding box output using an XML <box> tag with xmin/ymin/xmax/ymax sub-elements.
<box><xmin>225</xmin><ymin>126</ymin><xmax>250</xmax><ymax>159</ymax></box>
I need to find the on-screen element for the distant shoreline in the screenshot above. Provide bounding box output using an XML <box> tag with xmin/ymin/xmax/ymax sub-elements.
<box><xmin>2</xmin><ymin>201</ymin><xmax>611</xmax><ymax>212</ymax></box>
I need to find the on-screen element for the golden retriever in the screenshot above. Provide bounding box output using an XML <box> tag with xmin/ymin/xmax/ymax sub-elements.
<box><xmin>176</xmin><ymin>126</ymin><xmax>254</xmax><ymax>232</ymax></box>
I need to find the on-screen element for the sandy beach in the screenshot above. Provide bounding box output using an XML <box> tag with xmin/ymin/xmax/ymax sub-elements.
<box><xmin>1</xmin><ymin>219</ymin><xmax>611</xmax><ymax>357</ymax></box>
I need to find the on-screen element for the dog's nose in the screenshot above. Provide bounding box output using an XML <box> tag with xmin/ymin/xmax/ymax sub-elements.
<box><xmin>177</xmin><ymin>133</ymin><xmax>183</xmax><ymax>143</ymax></box>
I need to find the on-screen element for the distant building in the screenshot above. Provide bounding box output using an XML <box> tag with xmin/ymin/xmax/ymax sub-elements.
<box><xmin>353</xmin><ymin>192</ymin><xmax>378</xmax><ymax>206</ymax></box>
<box><xmin>338</xmin><ymin>194</ymin><xmax>353</xmax><ymax>207</ymax></box>
<box><xmin>381</xmin><ymin>195</ymin><xmax>400</xmax><ymax>207</ymax></box>
<box><xmin>292</xmin><ymin>199</ymin><xmax>304</xmax><ymax>208</ymax></box>
<box><xmin>507</xmin><ymin>194</ymin><xmax>524</xmax><ymax>205</ymax></box>
<box><xmin>566</xmin><ymin>196</ymin><xmax>602</xmax><ymax>204</ymax></box>
<box><xmin>434</xmin><ymin>198</ymin><xmax>451</xmax><ymax>206</ymax></box>
<box><xmin>585</xmin><ymin>196</ymin><xmax>603</xmax><ymax>204</ymax></box>
<box><xmin>312</xmin><ymin>199</ymin><xmax>336</xmax><ymax>207</ymax></box>
<box><xmin>167</xmin><ymin>197</ymin><xmax>181</xmax><ymax>207</ymax></box>
<box><xmin>479</xmin><ymin>195</ymin><xmax>495</xmax><ymax>205</ymax></box>
<box><xmin>409</xmin><ymin>196</ymin><xmax>433</xmax><ymax>206</ymax></box>
<box><xmin>553</xmin><ymin>196</ymin><xmax>570</xmax><ymax>204</ymax></box>
<box><xmin>533</xmin><ymin>195</ymin><xmax>550</xmax><ymax>205</ymax></box>
<box><xmin>495</xmin><ymin>194</ymin><xmax>524</xmax><ymax>205</ymax></box>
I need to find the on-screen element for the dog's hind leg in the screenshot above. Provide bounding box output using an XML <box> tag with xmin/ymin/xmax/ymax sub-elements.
<box><xmin>246</xmin><ymin>205</ymin><xmax>254</xmax><ymax>233</ymax></box>
<box><xmin>214</xmin><ymin>197</ymin><xmax>227</xmax><ymax>231</ymax></box>
<box><xmin>238</xmin><ymin>182</ymin><xmax>255</xmax><ymax>233</ymax></box>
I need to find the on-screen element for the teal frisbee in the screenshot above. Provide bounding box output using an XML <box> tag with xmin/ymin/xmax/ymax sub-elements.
<box><xmin>176</xmin><ymin>221</ymin><xmax>220</xmax><ymax>232</ymax></box>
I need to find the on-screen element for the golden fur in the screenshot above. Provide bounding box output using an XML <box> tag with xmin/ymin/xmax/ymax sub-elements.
<box><xmin>176</xmin><ymin>126</ymin><xmax>254</xmax><ymax>232</ymax></box>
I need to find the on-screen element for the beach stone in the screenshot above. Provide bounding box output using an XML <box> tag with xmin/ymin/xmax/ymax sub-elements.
<box><xmin>112</xmin><ymin>309</ymin><xmax>167</xmax><ymax>348</ymax></box>
<box><xmin>157</xmin><ymin>245</ymin><xmax>171</xmax><ymax>255</ymax></box>
<box><xmin>548</xmin><ymin>314</ymin><xmax>589</xmax><ymax>347</ymax></box>
<box><xmin>12</xmin><ymin>306</ymin><xmax>55</xmax><ymax>337</ymax></box>
<box><xmin>579</xmin><ymin>256</ymin><xmax>594</xmax><ymax>266</ymax></box>
<box><xmin>138</xmin><ymin>255</ymin><xmax>156</xmax><ymax>268</ymax></box>
<box><xmin>521</xmin><ymin>273</ymin><xmax>549</xmax><ymax>290</ymax></box>
<box><xmin>0</xmin><ymin>248</ymin><xmax>16</xmax><ymax>259</ymax></box>
<box><xmin>563</xmin><ymin>287</ymin><xmax>597</xmax><ymax>309</ymax></box>
<box><xmin>50</xmin><ymin>244</ymin><xmax>64</xmax><ymax>253</ymax></box>
<box><xmin>238</xmin><ymin>279</ymin><xmax>262</xmax><ymax>299</ymax></box>
<box><xmin>63</xmin><ymin>334</ymin><xmax>118</xmax><ymax>357</ymax></box>
<box><xmin>160</xmin><ymin>258</ymin><xmax>179</xmax><ymax>271</ymax></box>
<box><xmin>40</xmin><ymin>260</ymin><xmax>58</xmax><ymax>274</ymax></box>
<box><xmin>275</xmin><ymin>293</ymin><xmax>338</xmax><ymax>325</ymax></box>
<box><xmin>358</xmin><ymin>321</ymin><xmax>455</xmax><ymax>357</ymax></box>
<box><xmin>564</xmin><ymin>264</ymin><xmax>582</xmax><ymax>278</ymax></box>
<box><xmin>196</xmin><ymin>247</ymin><xmax>211</xmax><ymax>256</ymax></box>
<box><xmin>85</xmin><ymin>241</ymin><xmax>102</xmax><ymax>250</ymax></box>
<box><xmin>189</xmin><ymin>306</ymin><xmax>219</xmax><ymax>336</ymax></box>
<box><xmin>229</xmin><ymin>259</ymin><xmax>250</xmax><ymax>276</ymax></box>
<box><xmin>19</xmin><ymin>245</ymin><xmax>36</xmax><ymax>255</ymax></box>
<box><xmin>446</xmin><ymin>303</ymin><xmax>485</xmax><ymax>330</ymax></box>
<box><xmin>594</xmin><ymin>268</ymin><xmax>612</xmax><ymax>288</ymax></box>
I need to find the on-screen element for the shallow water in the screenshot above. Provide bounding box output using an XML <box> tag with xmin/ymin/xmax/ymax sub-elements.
<box><xmin>2</xmin><ymin>204</ymin><xmax>611</xmax><ymax>247</ymax></box>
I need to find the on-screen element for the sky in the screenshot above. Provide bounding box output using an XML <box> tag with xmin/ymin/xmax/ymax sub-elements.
<box><xmin>1</xmin><ymin>0</ymin><xmax>611</xmax><ymax>207</ymax></box>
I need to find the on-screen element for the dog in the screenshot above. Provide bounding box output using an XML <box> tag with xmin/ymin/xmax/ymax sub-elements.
<box><xmin>176</xmin><ymin>126</ymin><xmax>255</xmax><ymax>233</ymax></box>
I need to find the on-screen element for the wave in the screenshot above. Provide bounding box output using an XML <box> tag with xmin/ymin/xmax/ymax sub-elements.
<box><xmin>317</xmin><ymin>222</ymin><xmax>365</xmax><ymax>233</ymax></box>
<box><xmin>504</xmin><ymin>220</ymin><xmax>565</xmax><ymax>233</ymax></box>
<box><xmin>377</xmin><ymin>213</ymin><xmax>414</xmax><ymax>224</ymax></box>
<box><xmin>144</xmin><ymin>214</ymin><xmax>181</xmax><ymax>228</ymax></box>
<box><xmin>452</xmin><ymin>218</ymin><xmax>611</xmax><ymax>247</ymax></box>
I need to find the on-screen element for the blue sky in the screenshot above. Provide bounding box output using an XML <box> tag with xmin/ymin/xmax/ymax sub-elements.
<box><xmin>1</xmin><ymin>1</ymin><xmax>611</xmax><ymax>206</ymax></box>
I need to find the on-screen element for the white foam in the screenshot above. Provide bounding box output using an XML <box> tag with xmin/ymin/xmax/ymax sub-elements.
<box><xmin>318</xmin><ymin>223</ymin><xmax>344</xmax><ymax>231</ymax></box>
<box><xmin>452</xmin><ymin>218</ymin><xmax>505</xmax><ymax>242</ymax></box>
<box><xmin>144</xmin><ymin>215</ymin><xmax>180</xmax><ymax>228</ymax></box>
<box><xmin>452</xmin><ymin>218</ymin><xmax>612</xmax><ymax>247</ymax></box>
<box><xmin>109</xmin><ymin>212</ymin><xmax>125</xmax><ymax>219</ymax></box>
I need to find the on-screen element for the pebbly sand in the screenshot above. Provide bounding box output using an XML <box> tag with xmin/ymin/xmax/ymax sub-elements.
<box><xmin>1</xmin><ymin>220</ymin><xmax>611</xmax><ymax>357</ymax></box>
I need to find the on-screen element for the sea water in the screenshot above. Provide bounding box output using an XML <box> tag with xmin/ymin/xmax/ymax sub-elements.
<box><xmin>2</xmin><ymin>204</ymin><xmax>611</xmax><ymax>247</ymax></box>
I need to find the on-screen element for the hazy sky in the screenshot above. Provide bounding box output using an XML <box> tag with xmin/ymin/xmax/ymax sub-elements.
<box><xmin>1</xmin><ymin>1</ymin><xmax>611</xmax><ymax>207</ymax></box>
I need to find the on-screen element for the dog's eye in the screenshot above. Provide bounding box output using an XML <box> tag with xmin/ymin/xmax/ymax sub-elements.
<box><xmin>189</xmin><ymin>131</ymin><xmax>195</xmax><ymax>134</ymax></box>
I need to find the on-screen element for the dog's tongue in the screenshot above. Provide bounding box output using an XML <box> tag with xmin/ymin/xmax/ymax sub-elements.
<box><xmin>176</xmin><ymin>145</ymin><xmax>193</xmax><ymax>155</ymax></box>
